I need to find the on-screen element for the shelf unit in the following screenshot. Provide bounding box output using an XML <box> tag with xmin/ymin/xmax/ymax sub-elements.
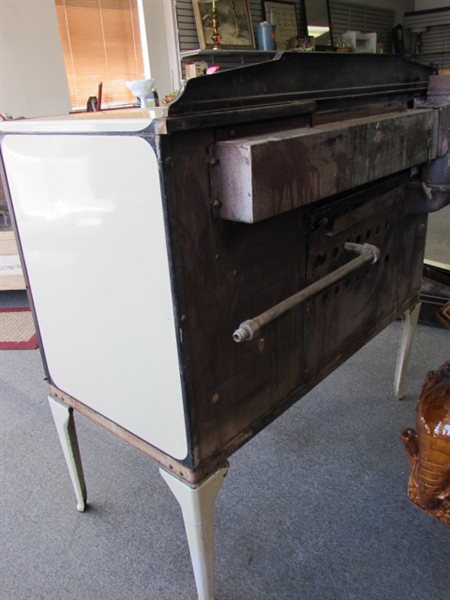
<box><xmin>179</xmin><ymin>48</ymin><xmax>282</xmax><ymax>76</ymax></box>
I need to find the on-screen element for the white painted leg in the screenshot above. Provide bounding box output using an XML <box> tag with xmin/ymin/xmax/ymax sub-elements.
<box><xmin>48</xmin><ymin>395</ymin><xmax>87</xmax><ymax>512</ymax></box>
<box><xmin>394</xmin><ymin>302</ymin><xmax>421</xmax><ymax>399</ymax></box>
<box><xmin>160</xmin><ymin>464</ymin><xmax>229</xmax><ymax>600</ymax></box>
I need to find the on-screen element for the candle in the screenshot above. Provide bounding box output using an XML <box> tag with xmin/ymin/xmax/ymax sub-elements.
<box><xmin>212</xmin><ymin>0</ymin><xmax>215</xmax><ymax>12</ymax></box>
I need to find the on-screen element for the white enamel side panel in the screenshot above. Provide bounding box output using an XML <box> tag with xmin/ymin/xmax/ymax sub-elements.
<box><xmin>2</xmin><ymin>134</ymin><xmax>187</xmax><ymax>460</ymax></box>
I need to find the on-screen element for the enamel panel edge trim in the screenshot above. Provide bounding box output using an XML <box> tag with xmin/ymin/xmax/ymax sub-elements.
<box><xmin>0</xmin><ymin>109</ymin><xmax>159</xmax><ymax>134</ymax></box>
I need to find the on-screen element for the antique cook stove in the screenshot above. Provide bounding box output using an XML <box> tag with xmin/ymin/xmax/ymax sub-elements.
<box><xmin>1</xmin><ymin>54</ymin><xmax>449</xmax><ymax>599</ymax></box>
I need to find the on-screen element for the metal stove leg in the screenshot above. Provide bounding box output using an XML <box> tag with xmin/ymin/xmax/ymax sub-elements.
<box><xmin>160</xmin><ymin>464</ymin><xmax>229</xmax><ymax>600</ymax></box>
<box><xmin>48</xmin><ymin>395</ymin><xmax>87</xmax><ymax>512</ymax></box>
<box><xmin>394</xmin><ymin>302</ymin><xmax>421</xmax><ymax>399</ymax></box>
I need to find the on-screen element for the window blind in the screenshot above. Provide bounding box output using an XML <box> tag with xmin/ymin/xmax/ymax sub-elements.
<box><xmin>329</xmin><ymin>1</ymin><xmax>395</xmax><ymax>52</ymax></box>
<box><xmin>404</xmin><ymin>8</ymin><xmax>450</xmax><ymax>71</ymax></box>
<box><xmin>55</xmin><ymin>0</ymin><xmax>145</xmax><ymax>109</ymax></box>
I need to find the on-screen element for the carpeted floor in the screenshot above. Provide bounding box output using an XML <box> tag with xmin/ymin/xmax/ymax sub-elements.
<box><xmin>0</xmin><ymin>207</ymin><xmax>449</xmax><ymax>600</ymax></box>
<box><xmin>0</xmin><ymin>322</ymin><xmax>449</xmax><ymax>600</ymax></box>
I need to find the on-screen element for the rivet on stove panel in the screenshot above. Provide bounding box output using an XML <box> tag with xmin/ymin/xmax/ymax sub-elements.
<box><xmin>258</xmin><ymin>338</ymin><xmax>265</xmax><ymax>353</ymax></box>
<box><xmin>215</xmin><ymin>254</ymin><xmax>220</xmax><ymax>260</ymax></box>
<box><xmin>233</xmin><ymin>270</ymin><xmax>238</xmax><ymax>277</ymax></box>
<box><xmin>180</xmin><ymin>314</ymin><xmax>187</xmax><ymax>322</ymax></box>
<box><xmin>212</xmin><ymin>393</ymin><xmax>220</xmax><ymax>404</ymax></box>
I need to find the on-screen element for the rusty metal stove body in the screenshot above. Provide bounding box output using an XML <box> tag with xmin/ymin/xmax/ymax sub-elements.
<box><xmin>1</xmin><ymin>54</ymin><xmax>449</xmax><ymax>600</ymax></box>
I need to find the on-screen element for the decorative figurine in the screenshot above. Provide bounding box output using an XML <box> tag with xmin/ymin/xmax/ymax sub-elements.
<box><xmin>402</xmin><ymin>360</ymin><xmax>450</xmax><ymax>526</ymax></box>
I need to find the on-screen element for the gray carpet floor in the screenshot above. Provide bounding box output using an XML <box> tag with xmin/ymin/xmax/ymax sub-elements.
<box><xmin>1</xmin><ymin>207</ymin><xmax>449</xmax><ymax>600</ymax></box>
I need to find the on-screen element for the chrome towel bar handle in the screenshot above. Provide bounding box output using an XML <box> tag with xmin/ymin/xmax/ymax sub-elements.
<box><xmin>232</xmin><ymin>242</ymin><xmax>380</xmax><ymax>343</ymax></box>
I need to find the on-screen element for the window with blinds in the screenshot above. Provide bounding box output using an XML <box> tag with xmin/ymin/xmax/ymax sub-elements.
<box><xmin>55</xmin><ymin>0</ymin><xmax>145</xmax><ymax>109</ymax></box>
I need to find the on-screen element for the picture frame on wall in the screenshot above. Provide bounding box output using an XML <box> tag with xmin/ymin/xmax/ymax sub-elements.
<box><xmin>263</xmin><ymin>0</ymin><xmax>298</xmax><ymax>51</ymax></box>
<box><xmin>192</xmin><ymin>0</ymin><xmax>255</xmax><ymax>50</ymax></box>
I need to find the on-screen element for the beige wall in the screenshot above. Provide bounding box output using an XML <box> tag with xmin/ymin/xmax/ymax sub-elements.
<box><xmin>139</xmin><ymin>0</ymin><xmax>181</xmax><ymax>98</ymax></box>
<box><xmin>0</xmin><ymin>0</ymin><xmax>71</xmax><ymax>118</ymax></box>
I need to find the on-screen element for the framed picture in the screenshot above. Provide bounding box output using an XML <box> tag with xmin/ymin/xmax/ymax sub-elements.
<box><xmin>263</xmin><ymin>1</ymin><xmax>298</xmax><ymax>51</ymax></box>
<box><xmin>192</xmin><ymin>0</ymin><xmax>255</xmax><ymax>50</ymax></box>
